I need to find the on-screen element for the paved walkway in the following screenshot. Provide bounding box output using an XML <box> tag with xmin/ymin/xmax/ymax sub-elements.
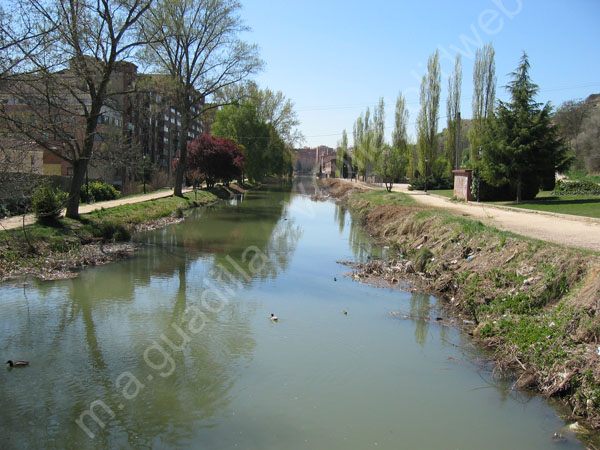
<box><xmin>353</xmin><ymin>180</ymin><xmax>600</xmax><ymax>252</ymax></box>
<box><xmin>0</xmin><ymin>189</ymin><xmax>190</xmax><ymax>231</ymax></box>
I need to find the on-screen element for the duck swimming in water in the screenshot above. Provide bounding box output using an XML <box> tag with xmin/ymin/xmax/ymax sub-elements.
<box><xmin>270</xmin><ymin>313</ymin><xmax>278</xmax><ymax>322</ymax></box>
<box><xmin>6</xmin><ymin>360</ymin><xmax>29</xmax><ymax>368</ymax></box>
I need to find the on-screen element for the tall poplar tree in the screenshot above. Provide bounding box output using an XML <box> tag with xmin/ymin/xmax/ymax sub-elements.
<box><xmin>445</xmin><ymin>55</ymin><xmax>462</xmax><ymax>170</ymax></box>
<box><xmin>392</xmin><ymin>92</ymin><xmax>409</xmax><ymax>178</ymax></box>
<box><xmin>469</xmin><ymin>43</ymin><xmax>496</xmax><ymax>163</ymax></box>
<box><xmin>336</xmin><ymin>129</ymin><xmax>349</xmax><ymax>178</ymax></box>
<box><xmin>416</xmin><ymin>50</ymin><xmax>441</xmax><ymax>176</ymax></box>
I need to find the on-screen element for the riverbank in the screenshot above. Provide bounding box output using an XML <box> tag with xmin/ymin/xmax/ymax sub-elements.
<box><xmin>319</xmin><ymin>178</ymin><xmax>600</xmax><ymax>432</ymax></box>
<box><xmin>0</xmin><ymin>185</ymin><xmax>251</xmax><ymax>282</ymax></box>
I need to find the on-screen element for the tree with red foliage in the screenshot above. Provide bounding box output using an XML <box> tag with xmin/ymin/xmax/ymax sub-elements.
<box><xmin>186</xmin><ymin>134</ymin><xmax>244</xmax><ymax>188</ymax></box>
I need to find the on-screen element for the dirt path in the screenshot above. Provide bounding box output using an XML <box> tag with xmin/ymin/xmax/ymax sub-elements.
<box><xmin>0</xmin><ymin>188</ymin><xmax>191</xmax><ymax>232</ymax></box>
<box><xmin>349</xmin><ymin>180</ymin><xmax>600</xmax><ymax>252</ymax></box>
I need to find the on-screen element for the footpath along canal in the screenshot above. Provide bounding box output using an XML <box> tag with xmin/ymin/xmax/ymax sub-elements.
<box><xmin>0</xmin><ymin>180</ymin><xmax>592</xmax><ymax>449</ymax></box>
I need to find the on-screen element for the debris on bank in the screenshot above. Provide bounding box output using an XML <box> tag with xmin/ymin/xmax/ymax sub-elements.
<box><xmin>320</xmin><ymin>178</ymin><xmax>600</xmax><ymax>432</ymax></box>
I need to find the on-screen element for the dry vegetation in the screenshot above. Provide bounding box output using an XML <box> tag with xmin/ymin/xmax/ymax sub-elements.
<box><xmin>320</xmin><ymin>178</ymin><xmax>600</xmax><ymax>431</ymax></box>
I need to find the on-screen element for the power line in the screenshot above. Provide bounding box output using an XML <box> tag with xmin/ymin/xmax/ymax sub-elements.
<box><xmin>295</xmin><ymin>82</ymin><xmax>600</xmax><ymax>113</ymax></box>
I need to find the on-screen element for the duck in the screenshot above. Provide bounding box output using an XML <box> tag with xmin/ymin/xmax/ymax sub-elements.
<box><xmin>343</xmin><ymin>310</ymin><xmax>348</xmax><ymax>316</ymax></box>
<box><xmin>6</xmin><ymin>360</ymin><xmax>29</xmax><ymax>368</ymax></box>
<box><xmin>270</xmin><ymin>313</ymin><xmax>278</xmax><ymax>322</ymax></box>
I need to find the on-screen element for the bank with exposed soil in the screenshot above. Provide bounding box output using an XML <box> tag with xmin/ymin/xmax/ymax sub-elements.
<box><xmin>0</xmin><ymin>185</ymin><xmax>249</xmax><ymax>282</ymax></box>
<box><xmin>319</xmin><ymin>178</ymin><xmax>600</xmax><ymax>432</ymax></box>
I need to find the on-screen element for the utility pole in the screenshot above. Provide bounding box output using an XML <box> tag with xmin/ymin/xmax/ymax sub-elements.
<box><xmin>455</xmin><ymin>112</ymin><xmax>461</xmax><ymax>170</ymax></box>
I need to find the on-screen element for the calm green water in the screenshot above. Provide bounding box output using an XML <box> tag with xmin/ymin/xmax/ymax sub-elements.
<box><xmin>0</xmin><ymin>179</ymin><xmax>586</xmax><ymax>449</ymax></box>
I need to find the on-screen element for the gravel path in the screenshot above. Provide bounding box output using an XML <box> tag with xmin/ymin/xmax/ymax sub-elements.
<box><xmin>388</xmin><ymin>183</ymin><xmax>600</xmax><ymax>252</ymax></box>
<box><xmin>0</xmin><ymin>189</ymin><xmax>190</xmax><ymax>232</ymax></box>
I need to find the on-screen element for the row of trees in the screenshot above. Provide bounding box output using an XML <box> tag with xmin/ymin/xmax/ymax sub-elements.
<box><xmin>341</xmin><ymin>43</ymin><xmax>574</xmax><ymax>201</ymax></box>
<box><xmin>182</xmin><ymin>81</ymin><xmax>300</xmax><ymax>187</ymax></box>
<box><xmin>0</xmin><ymin>0</ymin><xmax>262</xmax><ymax>218</ymax></box>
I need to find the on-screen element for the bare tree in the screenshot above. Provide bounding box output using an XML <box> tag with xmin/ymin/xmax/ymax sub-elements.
<box><xmin>0</xmin><ymin>0</ymin><xmax>152</xmax><ymax>218</ymax></box>
<box><xmin>139</xmin><ymin>0</ymin><xmax>262</xmax><ymax>197</ymax></box>
<box><xmin>554</xmin><ymin>99</ymin><xmax>592</xmax><ymax>171</ymax></box>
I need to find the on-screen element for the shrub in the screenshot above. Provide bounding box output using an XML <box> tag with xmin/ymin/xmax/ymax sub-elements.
<box><xmin>552</xmin><ymin>179</ymin><xmax>600</xmax><ymax>196</ymax></box>
<box><xmin>32</xmin><ymin>183</ymin><xmax>68</xmax><ymax>223</ymax></box>
<box><xmin>92</xmin><ymin>220</ymin><xmax>131</xmax><ymax>241</ymax></box>
<box><xmin>80</xmin><ymin>181</ymin><xmax>120</xmax><ymax>203</ymax></box>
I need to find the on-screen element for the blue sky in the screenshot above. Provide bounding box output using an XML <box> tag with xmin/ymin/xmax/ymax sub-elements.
<box><xmin>241</xmin><ymin>0</ymin><xmax>600</xmax><ymax>148</ymax></box>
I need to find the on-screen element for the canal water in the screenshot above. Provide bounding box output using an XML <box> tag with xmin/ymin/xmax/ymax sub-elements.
<box><xmin>0</xmin><ymin>180</ymin><xmax>585</xmax><ymax>449</ymax></box>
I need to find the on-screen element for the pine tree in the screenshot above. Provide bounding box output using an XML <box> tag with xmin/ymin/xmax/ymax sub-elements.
<box><xmin>480</xmin><ymin>53</ymin><xmax>571</xmax><ymax>202</ymax></box>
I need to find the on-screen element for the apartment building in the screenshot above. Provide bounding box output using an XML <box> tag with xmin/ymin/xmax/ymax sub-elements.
<box><xmin>0</xmin><ymin>59</ymin><xmax>210</xmax><ymax>186</ymax></box>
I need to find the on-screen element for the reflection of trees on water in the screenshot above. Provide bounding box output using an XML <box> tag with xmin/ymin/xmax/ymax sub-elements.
<box><xmin>334</xmin><ymin>203</ymin><xmax>347</xmax><ymax>234</ymax></box>
<box><xmin>347</xmin><ymin>216</ymin><xmax>385</xmax><ymax>262</ymax></box>
<box><xmin>410</xmin><ymin>293</ymin><xmax>431</xmax><ymax>346</ymax></box>
<box><xmin>1</xmin><ymin>186</ymin><xmax>306</xmax><ymax>447</ymax></box>
<box><xmin>127</xmin><ymin>183</ymin><xmax>301</xmax><ymax>287</ymax></box>
<box><xmin>95</xmin><ymin>254</ymin><xmax>256</xmax><ymax>449</ymax></box>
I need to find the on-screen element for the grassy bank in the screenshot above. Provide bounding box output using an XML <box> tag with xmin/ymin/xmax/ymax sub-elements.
<box><xmin>322</xmin><ymin>179</ymin><xmax>600</xmax><ymax>431</ymax></box>
<box><xmin>491</xmin><ymin>191</ymin><xmax>600</xmax><ymax>219</ymax></box>
<box><xmin>0</xmin><ymin>190</ymin><xmax>219</xmax><ymax>281</ymax></box>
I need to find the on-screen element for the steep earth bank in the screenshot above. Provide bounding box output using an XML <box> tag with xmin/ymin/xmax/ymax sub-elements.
<box><xmin>319</xmin><ymin>178</ymin><xmax>600</xmax><ymax>432</ymax></box>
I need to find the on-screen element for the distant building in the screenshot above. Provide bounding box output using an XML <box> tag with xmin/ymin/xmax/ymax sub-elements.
<box><xmin>294</xmin><ymin>145</ymin><xmax>336</xmax><ymax>174</ymax></box>
<box><xmin>320</xmin><ymin>154</ymin><xmax>337</xmax><ymax>178</ymax></box>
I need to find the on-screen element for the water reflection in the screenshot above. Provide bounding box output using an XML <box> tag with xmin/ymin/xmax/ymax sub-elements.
<box><xmin>1</xmin><ymin>184</ymin><xmax>590</xmax><ymax>450</ymax></box>
<box><xmin>133</xmin><ymin>184</ymin><xmax>301</xmax><ymax>285</ymax></box>
<box><xmin>334</xmin><ymin>203</ymin><xmax>346</xmax><ymax>234</ymax></box>
<box><xmin>346</xmin><ymin>212</ymin><xmax>385</xmax><ymax>261</ymax></box>
<box><xmin>410</xmin><ymin>293</ymin><xmax>431</xmax><ymax>346</ymax></box>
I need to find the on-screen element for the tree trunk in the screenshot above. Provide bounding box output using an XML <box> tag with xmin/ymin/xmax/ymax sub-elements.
<box><xmin>516</xmin><ymin>175</ymin><xmax>522</xmax><ymax>203</ymax></box>
<box><xmin>66</xmin><ymin>159</ymin><xmax>87</xmax><ymax>218</ymax></box>
<box><xmin>174</xmin><ymin>112</ymin><xmax>190</xmax><ymax>197</ymax></box>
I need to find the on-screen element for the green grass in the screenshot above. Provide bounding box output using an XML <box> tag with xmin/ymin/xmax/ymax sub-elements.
<box><xmin>352</xmin><ymin>189</ymin><xmax>417</xmax><ymax>207</ymax></box>
<box><xmin>429</xmin><ymin>189</ymin><xmax>454</xmax><ymax>199</ymax></box>
<box><xmin>491</xmin><ymin>191</ymin><xmax>600</xmax><ymax>219</ymax></box>
<box><xmin>566</xmin><ymin>170</ymin><xmax>600</xmax><ymax>184</ymax></box>
<box><xmin>0</xmin><ymin>191</ymin><xmax>218</xmax><ymax>258</ymax></box>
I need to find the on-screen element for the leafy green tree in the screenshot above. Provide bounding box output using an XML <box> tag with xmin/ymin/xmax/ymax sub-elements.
<box><xmin>211</xmin><ymin>102</ymin><xmax>269</xmax><ymax>182</ymax></box>
<box><xmin>417</xmin><ymin>50</ymin><xmax>441</xmax><ymax>177</ymax></box>
<box><xmin>480</xmin><ymin>53</ymin><xmax>572</xmax><ymax>202</ymax></box>
<box><xmin>218</xmin><ymin>82</ymin><xmax>303</xmax><ymax>147</ymax></box>
<box><xmin>378</xmin><ymin>145</ymin><xmax>406</xmax><ymax>191</ymax></box>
